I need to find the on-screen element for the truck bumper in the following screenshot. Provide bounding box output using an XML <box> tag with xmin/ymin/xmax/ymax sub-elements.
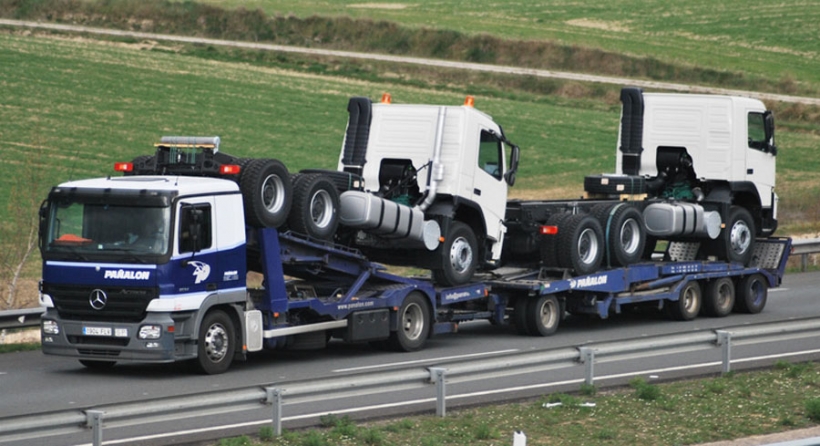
<box><xmin>40</xmin><ymin>309</ymin><xmax>184</xmax><ymax>364</ymax></box>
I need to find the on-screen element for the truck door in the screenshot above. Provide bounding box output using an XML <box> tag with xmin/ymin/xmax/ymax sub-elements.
<box><xmin>745</xmin><ymin>111</ymin><xmax>777</xmax><ymax>208</ymax></box>
<box><xmin>473</xmin><ymin>129</ymin><xmax>508</xmax><ymax>243</ymax></box>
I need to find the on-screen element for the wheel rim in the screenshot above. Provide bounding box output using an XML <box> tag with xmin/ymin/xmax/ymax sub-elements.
<box><xmin>402</xmin><ymin>302</ymin><xmax>424</xmax><ymax>341</ymax></box>
<box><xmin>619</xmin><ymin>218</ymin><xmax>641</xmax><ymax>255</ymax></box>
<box><xmin>309</xmin><ymin>189</ymin><xmax>334</xmax><ymax>228</ymax></box>
<box><xmin>204</xmin><ymin>322</ymin><xmax>229</xmax><ymax>363</ymax></box>
<box><xmin>682</xmin><ymin>286</ymin><xmax>698</xmax><ymax>314</ymax></box>
<box><xmin>730</xmin><ymin>219</ymin><xmax>752</xmax><ymax>255</ymax></box>
<box><xmin>539</xmin><ymin>298</ymin><xmax>558</xmax><ymax>331</ymax></box>
<box><xmin>577</xmin><ymin>227</ymin><xmax>600</xmax><ymax>265</ymax></box>
<box><xmin>449</xmin><ymin>236</ymin><xmax>474</xmax><ymax>274</ymax></box>
<box><xmin>261</xmin><ymin>174</ymin><xmax>286</xmax><ymax>213</ymax></box>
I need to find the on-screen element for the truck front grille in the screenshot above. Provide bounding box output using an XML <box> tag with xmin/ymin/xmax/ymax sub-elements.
<box><xmin>44</xmin><ymin>285</ymin><xmax>158</xmax><ymax>322</ymax></box>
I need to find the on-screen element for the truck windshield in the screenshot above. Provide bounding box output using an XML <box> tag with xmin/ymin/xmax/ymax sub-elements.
<box><xmin>44</xmin><ymin>200</ymin><xmax>171</xmax><ymax>259</ymax></box>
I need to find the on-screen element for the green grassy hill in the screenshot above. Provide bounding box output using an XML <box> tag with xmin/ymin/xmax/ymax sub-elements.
<box><xmin>192</xmin><ymin>0</ymin><xmax>820</xmax><ymax>94</ymax></box>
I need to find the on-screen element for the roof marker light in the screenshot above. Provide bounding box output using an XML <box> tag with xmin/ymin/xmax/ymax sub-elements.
<box><xmin>381</xmin><ymin>93</ymin><xmax>392</xmax><ymax>104</ymax></box>
<box><xmin>464</xmin><ymin>96</ymin><xmax>475</xmax><ymax>107</ymax></box>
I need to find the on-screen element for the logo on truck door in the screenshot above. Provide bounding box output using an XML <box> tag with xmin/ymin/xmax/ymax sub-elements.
<box><xmin>188</xmin><ymin>261</ymin><xmax>211</xmax><ymax>284</ymax></box>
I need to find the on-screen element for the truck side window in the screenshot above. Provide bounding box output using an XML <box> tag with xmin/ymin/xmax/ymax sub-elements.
<box><xmin>179</xmin><ymin>204</ymin><xmax>213</xmax><ymax>253</ymax></box>
<box><xmin>478</xmin><ymin>130</ymin><xmax>503</xmax><ymax>180</ymax></box>
<box><xmin>747</xmin><ymin>112</ymin><xmax>767</xmax><ymax>151</ymax></box>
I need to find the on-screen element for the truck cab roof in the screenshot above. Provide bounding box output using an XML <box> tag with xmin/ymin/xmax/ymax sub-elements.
<box><xmin>52</xmin><ymin>175</ymin><xmax>240</xmax><ymax>198</ymax></box>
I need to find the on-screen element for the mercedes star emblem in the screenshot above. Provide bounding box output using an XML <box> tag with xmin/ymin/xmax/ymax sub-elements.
<box><xmin>89</xmin><ymin>289</ymin><xmax>108</xmax><ymax>310</ymax></box>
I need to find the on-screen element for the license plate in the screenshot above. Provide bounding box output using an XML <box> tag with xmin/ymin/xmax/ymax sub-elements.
<box><xmin>83</xmin><ymin>326</ymin><xmax>112</xmax><ymax>336</ymax></box>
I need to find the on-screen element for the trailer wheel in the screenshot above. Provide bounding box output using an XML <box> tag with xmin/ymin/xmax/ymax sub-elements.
<box><xmin>558</xmin><ymin>214</ymin><xmax>604</xmax><ymax>275</ymax></box>
<box><xmin>593</xmin><ymin>204</ymin><xmax>645</xmax><ymax>267</ymax></box>
<box><xmin>717</xmin><ymin>206</ymin><xmax>756</xmax><ymax>265</ymax></box>
<box><xmin>79</xmin><ymin>360</ymin><xmax>116</xmax><ymax>370</ymax></box>
<box><xmin>287</xmin><ymin>173</ymin><xmax>340</xmax><ymax>241</ymax></box>
<box><xmin>240</xmin><ymin>159</ymin><xmax>293</xmax><ymax>228</ymax></box>
<box><xmin>432</xmin><ymin>221</ymin><xmax>478</xmax><ymax>286</ymax></box>
<box><xmin>388</xmin><ymin>292</ymin><xmax>431</xmax><ymax>352</ymax></box>
<box><xmin>702</xmin><ymin>277</ymin><xmax>735</xmax><ymax>317</ymax></box>
<box><xmin>666</xmin><ymin>281</ymin><xmax>702</xmax><ymax>321</ymax></box>
<box><xmin>513</xmin><ymin>298</ymin><xmax>531</xmax><ymax>335</ymax></box>
<box><xmin>734</xmin><ymin>274</ymin><xmax>768</xmax><ymax>314</ymax></box>
<box><xmin>196</xmin><ymin>310</ymin><xmax>235</xmax><ymax>375</ymax></box>
<box><xmin>527</xmin><ymin>295</ymin><xmax>560</xmax><ymax>336</ymax></box>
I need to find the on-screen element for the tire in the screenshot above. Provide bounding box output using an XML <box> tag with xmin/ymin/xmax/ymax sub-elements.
<box><xmin>432</xmin><ymin>221</ymin><xmax>479</xmax><ymax>286</ymax></box>
<box><xmin>196</xmin><ymin>310</ymin><xmax>235</xmax><ymax>375</ymax></box>
<box><xmin>557</xmin><ymin>214</ymin><xmax>604</xmax><ymax>275</ymax></box>
<box><xmin>717</xmin><ymin>206</ymin><xmax>756</xmax><ymax>265</ymax></box>
<box><xmin>240</xmin><ymin>158</ymin><xmax>293</xmax><ymax>228</ymax></box>
<box><xmin>287</xmin><ymin>173</ymin><xmax>340</xmax><ymax>241</ymax></box>
<box><xmin>593</xmin><ymin>203</ymin><xmax>645</xmax><ymax>267</ymax></box>
<box><xmin>666</xmin><ymin>281</ymin><xmax>702</xmax><ymax>321</ymax></box>
<box><xmin>702</xmin><ymin>277</ymin><xmax>735</xmax><ymax>317</ymax></box>
<box><xmin>734</xmin><ymin>274</ymin><xmax>768</xmax><ymax>314</ymax></box>
<box><xmin>513</xmin><ymin>298</ymin><xmax>531</xmax><ymax>335</ymax></box>
<box><xmin>387</xmin><ymin>292</ymin><xmax>431</xmax><ymax>352</ymax></box>
<box><xmin>79</xmin><ymin>360</ymin><xmax>116</xmax><ymax>369</ymax></box>
<box><xmin>540</xmin><ymin>213</ymin><xmax>571</xmax><ymax>268</ymax></box>
<box><xmin>526</xmin><ymin>295</ymin><xmax>560</xmax><ymax>336</ymax></box>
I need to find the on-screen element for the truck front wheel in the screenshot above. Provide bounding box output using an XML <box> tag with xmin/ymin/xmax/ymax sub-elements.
<box><xmin>388</xmin><ymin>292</ymin><xmax>431</xmax><ymax>352</ymax></box>
<box><xmin>196</xmin><ymin>310</ymin><xmax>235</xmax><ymax>375</ymax></box>
<box><xmin>432</xmin><ymin>221</ymin><xmax>478</xmax><ymax>286</ymax></box>
<box><xmin>718</xmin><ymin>206</ymin><xmax>756</xmax><ymax>265</ymax></box>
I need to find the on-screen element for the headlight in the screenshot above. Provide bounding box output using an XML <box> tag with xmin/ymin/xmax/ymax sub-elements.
<box><xmin>138</xmin><ymin>325</ymin><xmax>162</xmax><ymax>339</ymax></box>
<box><xmin>42</xmin><ymin>320</ymin><xmax>59</xmax><ymax>335</ymax></box>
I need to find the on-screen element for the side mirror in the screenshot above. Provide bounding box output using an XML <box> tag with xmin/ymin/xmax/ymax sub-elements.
<box><xmin>764</xmin><ymin>111</ymin><xmax>777</xmax><ymax>156</ymax></box>
<box><xmin>505</xmin><ymin>144</ymin><xmax>520</xmax><ymax>187</ymax></box>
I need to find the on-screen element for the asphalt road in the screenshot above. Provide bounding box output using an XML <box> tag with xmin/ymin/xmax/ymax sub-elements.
<box><xmin>1</xmin><ymin>271</ymin><xmax>819</xmax><ymax>445</ymax></box>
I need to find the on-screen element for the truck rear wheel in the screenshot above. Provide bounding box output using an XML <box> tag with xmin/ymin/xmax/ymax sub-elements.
<box><xmin>593</xmin><ymin>203</ymin><xmax>645</xmax><ymax>267</ymax></box>
<box><xmin>557</xmin><ymin>214</ymin><xmax>604</xmax><ymax>275</ymax></box>
<box><xmin>240</xmin><ymin>159</ymin><xmax>293</xmax><ymax>228</ymax></box>
<box><xmin>666</xmin><ymin>281</ymin><xmax>702</xmax><ymax>321</ymax></box>
<box><xmin>196</xmin><ymin>310</ymin><xmax>235</xmax><ymax>375</ymax></box>
<box><xmin>287</xmin><ymin>173</ymin><xmax>340</xmax><ymax>241</ymax></box>
<box><xmin>702</xmin><ymin>277</ymin><xmax>735</xmax><ymax>317</ymax></box>
<box><xmin>432</xmin><ymin>221</ymin><xmax>478</xmax><ymax>286</ymax></box>
<box><xmin>540</xmin><ymin>213</ymin><xmax>570</xmax><ymax>268</ymax></box>
<box><xmin>734</xmin><ymin>274</ymin><xmax>768</xmax><ymax>314</ymax></box>
<box><xmin>717</xmin><ymin>206</ymin><xmax>756</xmax><ymax>265</ymax></box>
<box><xmin>388</xmin><ymin>292</ymin><xmax>431</xmax><ymax>352</ymax></box>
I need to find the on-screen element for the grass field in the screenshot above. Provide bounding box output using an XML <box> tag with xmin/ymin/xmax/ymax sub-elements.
<box><xmin>212</xmin><ymin>361</ymin><xmax>820</xmax><ymax>446</ymax></box>
<box><xmin>192</xmin><ymin>0</ymin><xmax>820</xmax><ymax>93</ymax></box>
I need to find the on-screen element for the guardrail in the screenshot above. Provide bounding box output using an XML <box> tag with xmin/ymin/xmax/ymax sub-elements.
<box><xmin>0</xmin><ymin>308</ymin><xmax>43</xmax><ymax>332</ymax></box>
<box><xmin>2</xmin><ymin>317</ymin><xmax>820</xmax><ymax>446</ymax></box>
<box><xmin>792</xmin><ymin>238</ymin><xmax>820</xmax><ymax>272</ymax></box>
